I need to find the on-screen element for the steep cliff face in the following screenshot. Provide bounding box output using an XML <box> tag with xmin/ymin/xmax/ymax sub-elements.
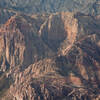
<box><xmin>0</xmin><ymin>14</ymin><xmax>54</xmax><ymax>72</ymax></box>
<box><xmin>0</xmin><ymin>12</ymin><xmax>100</xmax><ymax>100</ymax></box>
<box><xmin>40</xmin><ymin>12</ymin><xmax>78</xmax><ymax>53</ymax></box>
<box><xmin>0</xmin><ymin>12</ymin><xmax>78</xmax><ymax>72</ymax></box>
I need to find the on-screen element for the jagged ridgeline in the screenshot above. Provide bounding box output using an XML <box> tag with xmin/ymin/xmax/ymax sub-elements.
<box><xmin>0</xmin><ymin>0</ymin><xmax>100</xmax><ymax>15</ymax></box>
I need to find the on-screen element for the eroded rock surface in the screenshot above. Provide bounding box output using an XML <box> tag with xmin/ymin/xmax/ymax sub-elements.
<box><xmin>0</xmin><ymin>12</ymin><xmax>100</xmax><ymax>100</ymax></box>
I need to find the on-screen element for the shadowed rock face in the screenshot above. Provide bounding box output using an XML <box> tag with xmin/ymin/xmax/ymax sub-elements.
<box><xmin>0</xmin><ymin>12</ymin><xmax>100</xmax><ymax>100</ymax></box>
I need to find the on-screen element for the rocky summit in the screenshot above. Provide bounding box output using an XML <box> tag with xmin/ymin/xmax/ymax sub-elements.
<box><xmin>0</xmin><ymin>0</ymin><xmax>100</xmax><ymax>100</ymax></box>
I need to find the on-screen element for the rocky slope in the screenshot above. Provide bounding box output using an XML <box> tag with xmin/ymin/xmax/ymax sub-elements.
<box><xmin>0</xmin><ymin>0</ymin><xmax>100</xmax><ymax>15</ymax></box>
<box><xmin>0</xmin><ymin>11</ymin><xmax>100</xmax><ymax>100</ymax></box>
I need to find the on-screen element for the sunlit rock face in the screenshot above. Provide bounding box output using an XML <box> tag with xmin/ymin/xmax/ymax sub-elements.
<box><xmin>0</xmin><ymin>11</ymin><xmax>100</xmax><ymax>100</ymax></box>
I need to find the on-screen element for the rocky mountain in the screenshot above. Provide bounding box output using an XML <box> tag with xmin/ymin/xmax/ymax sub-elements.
<box><xmin>0</xmin><ymin>0</ymin><xmax>100</xmax><ymax>100</ymax></box>
<box><xmin>0</xmin><ymin>0</ymin><xmax>100</xmax><ymax>15</ymax></box>
<box><xmin>0</xmin><ymin>11</ymin><xmax>100</xmax><ymax>100</ymax></box>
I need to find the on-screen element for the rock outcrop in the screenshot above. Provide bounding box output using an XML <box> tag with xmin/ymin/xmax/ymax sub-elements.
<box><xmin>0</xmin><ymin>12</ymin><xmax>100</xmax><ymax>100</ymax></box>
